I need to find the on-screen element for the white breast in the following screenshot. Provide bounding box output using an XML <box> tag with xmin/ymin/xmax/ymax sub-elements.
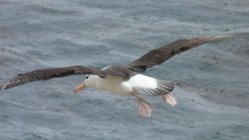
<box><xmin>85</xmin><ymin>74</ymin><xmax>158</xmax><ymax>96</ymax></box>
<box><xmin>85</xmin><ymin>75</ymin><xmax>133</xmax><ymax>96</ymax></box>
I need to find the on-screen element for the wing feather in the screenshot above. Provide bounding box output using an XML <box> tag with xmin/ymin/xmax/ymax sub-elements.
<box><xmin>128</xmin><ymin>34</ymin><xmax>236</xmax><ymax>72</ymax></box>
<box><xmin>0</xmin><ymin>65</ymin><xmax>105</xmax><ymax>90</ymax></box>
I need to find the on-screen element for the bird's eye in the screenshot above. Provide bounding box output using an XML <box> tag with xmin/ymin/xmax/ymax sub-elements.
<box><xmin>85</xmin><ymin>75</ymin><xmax>89</xmax><ymax>79</ymax></box>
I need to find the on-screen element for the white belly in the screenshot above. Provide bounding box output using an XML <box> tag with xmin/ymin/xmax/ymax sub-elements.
<box><xmin>86</xmin><ymin>75</ymin><xmax>133</xmax><ymax>96</ymax></box>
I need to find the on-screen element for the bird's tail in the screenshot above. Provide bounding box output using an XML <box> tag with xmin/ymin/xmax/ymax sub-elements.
<box><xmin>156</xmin><ymin>80</ymin><xmax>175</xmax><ymax>94</ymax></box>
<box><xmin>133</xmin><ymin>79</ymin><xmax>175</xmax><ymax>96</ymax></box>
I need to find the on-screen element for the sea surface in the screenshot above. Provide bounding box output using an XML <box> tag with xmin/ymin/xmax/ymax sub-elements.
<box><xmin>0</xmin><ymin>0</ymin><xmax>249</xmax><ymax>140</ymax></box>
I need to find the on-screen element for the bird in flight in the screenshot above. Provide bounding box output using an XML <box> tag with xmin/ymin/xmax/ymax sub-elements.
<box><xmin>0</xmin><ymin>34</ymin><xmax>235</xmax><ymax>118</ymax></box>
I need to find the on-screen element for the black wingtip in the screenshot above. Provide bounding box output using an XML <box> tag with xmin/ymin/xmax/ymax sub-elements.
<box><xmin>200</xmin><ymin>32</ymin><xmax>249</xmax><ymax>42</ymax></box>
<box><xmin>193</xmin><ymin>34</ymin><xmax>237</xmax><ymax>43</ymax></box>
<box><xmin>0</xmin><ymin>82</ymin><xmax>9</xmax><ymax>90</ymax></box>
<box><xmin>0</xmin><ymin>80</ymin><xmax>19</xmax><ymax>90</ymax></box>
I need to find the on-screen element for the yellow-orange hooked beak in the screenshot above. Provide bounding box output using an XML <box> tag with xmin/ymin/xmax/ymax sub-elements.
<box><xmin>73</xmin><ymin>82</ymin><xmax>86</xmax><ymax>93</ymax></box>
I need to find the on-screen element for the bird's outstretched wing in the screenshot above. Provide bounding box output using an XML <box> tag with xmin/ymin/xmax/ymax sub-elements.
<box><xmin>0</xmin><ymin>34</ymin><xmax>236</xmax><ymax>90</ymax></box>
<box><xmin>0</xmin><ymin>65</ymin><xmax>106</xmax><ymax>90</ymax></box>
<box><xmin>128</xmin><ymin>35</ymin><xmax>236</xmax><ymax>72</ymax></box>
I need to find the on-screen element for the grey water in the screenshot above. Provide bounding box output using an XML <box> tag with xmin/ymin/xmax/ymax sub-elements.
<box><xmin>0</xmin><ymin>0</ymin><xmax>249</xmax><ymax>140</ymax></box>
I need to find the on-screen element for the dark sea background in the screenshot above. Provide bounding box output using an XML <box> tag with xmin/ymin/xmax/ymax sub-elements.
<box><xmin>0</xmin><ymin>0</ymin><xmax>249</xmax><ymax>140</ymax></box>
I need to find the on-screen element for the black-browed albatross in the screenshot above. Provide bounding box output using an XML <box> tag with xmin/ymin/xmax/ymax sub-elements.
<box><xmin>0</xmin><ymin>35</ymin><xmax>235</xmax><ymax>118</ymax></box>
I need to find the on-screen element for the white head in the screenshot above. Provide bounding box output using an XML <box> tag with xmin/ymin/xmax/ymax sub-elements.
<box><xmin>73</xmin><ymin>75</ymin><xmax>96</xmax><ymax>93</ymax></box>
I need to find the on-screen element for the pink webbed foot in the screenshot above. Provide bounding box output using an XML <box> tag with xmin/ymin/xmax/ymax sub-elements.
<box><xmin>136</xmin><ymin>98</ymin><xmax>152</xmax><ymax>118</ymax></box>
<box><xmin>162</xmin><ymin>94</ymin><xmax>177</xmax><ymax>106</ymax></box>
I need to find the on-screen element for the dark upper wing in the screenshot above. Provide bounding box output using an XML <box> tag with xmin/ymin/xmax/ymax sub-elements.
<box><xmin>128</xmin><ymin>35</ymin><xmax>236</xmax><ymax>72</ymax></box>
<box><xmin>101</xmin><ymin>65</ymin><xmax>136</xmax><ymax>79</ymax></box>
<box><xmin>0</xmin><ymin>65</ymin><xmax>106</xmax><ymax>90</ymax></box>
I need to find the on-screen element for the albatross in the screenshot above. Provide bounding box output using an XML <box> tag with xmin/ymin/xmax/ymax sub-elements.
<box><xmin>0</xmin><ymin>35</ymin><xmax>235</xmax><ymax>118</ymax></box>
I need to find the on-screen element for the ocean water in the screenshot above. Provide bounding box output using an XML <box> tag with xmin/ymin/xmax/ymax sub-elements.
<box><xmin>0</xmin><ymin>0</ymin><xmax>249</xmax><ymax>140</ymax></box>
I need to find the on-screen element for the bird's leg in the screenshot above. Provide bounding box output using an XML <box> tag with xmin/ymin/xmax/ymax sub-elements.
<box><xmin>136</xmin><ymin>97</ymin><xmax>152</xmax><ymax>118</ymax></box>
<box><xmin>130</xmin><ymin>92</ymin><xmax>152</xmax><ymax>118</ymax></box>
<box><xmin>162</xmin><ymin>93</ymin><xmax>177</xmax><ymax>106</ymax></box>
